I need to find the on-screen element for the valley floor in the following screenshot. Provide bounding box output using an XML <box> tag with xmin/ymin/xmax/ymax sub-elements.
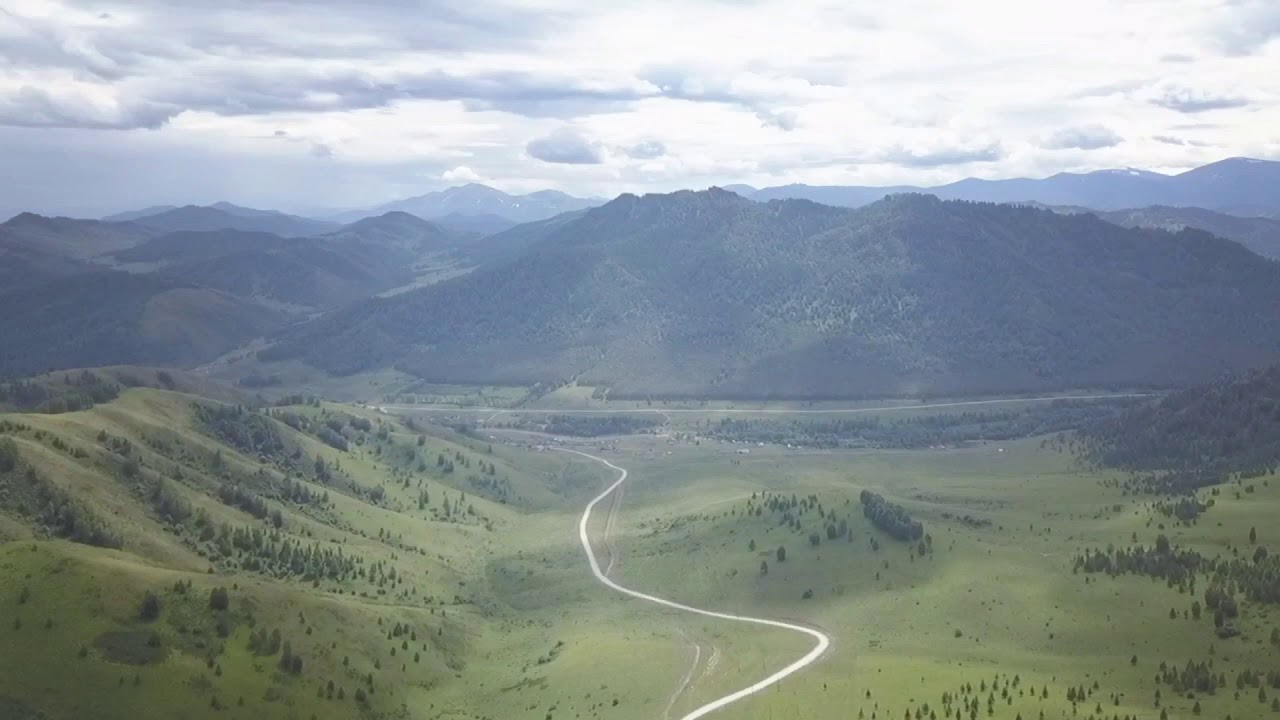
<box><xmin>1</xmin><ymin>389</ymin><xmax>1276</xmax><ymax>720</ymax></box>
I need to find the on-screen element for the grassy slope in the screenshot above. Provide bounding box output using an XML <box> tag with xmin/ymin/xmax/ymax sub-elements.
<box><xmin>0</xmin><ymin>387</ymin><xmax>666</xmax><ymax>720</ymax></box>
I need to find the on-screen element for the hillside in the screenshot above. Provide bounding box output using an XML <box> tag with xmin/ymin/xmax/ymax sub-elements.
<box><xmin>165</xmin><ymin>244</ymin><xmax>413</xmax><ymax>311</ymax></box>
<box><xmin>324</xmin><ymin>211</ymin><xmax>456</xmax><ymax>253</ymax></box>
<box><xmin>0</xmin><ymin>242</ymin><xmax>90</xmax><ymax>293</ymax></box>
<box><xmin>0</xmin><ymin>383</ymin><xmax>600</xmax><ymax>720</ymax></box>
<box><xmin>0</xmin><ymin>272</ymin><xmax>283</xmax><ymax>376</ymax></box>
<box><xmin>1076</xmin><ymin>363</ymin><xmax>1280</xmax><ymax>480</ymax></box>
<box><xmin>751</xmin><ymin>157</ymin><xmax>1280</xmax><ymax>215</ymax></box>
<box><xmin>0</xmin><ymin>213</ymin><xmax>158</xmax><ymax>259</ymax></box>
<box><xmin>430</xmin><ymin>212</ymin><xmax>519</xmax><ymax>236</ymax></box>
<box><xmin>110</xmin><ymin>229</ymin><xmax>295</xmax><ymax>265</ymax></box>
<box><xmin>259</xmin><ymin>190</ymin><xmax>1280</xmax><ymax>398</ymax></box>
<box><xmin>125</xmin><ymin>205</ymin><xmax>338</xmax><ymax>237</ymax></box>
<box><xmin>1096</xmin><ymin>206</ymin><xmax>1280</xmax><ymax>260</ymax></box>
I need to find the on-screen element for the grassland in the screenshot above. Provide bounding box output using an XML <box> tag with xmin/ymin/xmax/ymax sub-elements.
<box><xmin>2</xmin><ymin>385</ymin><xmax>1276</xmax><ymax>720</ymax></box>
<box><xmin>562</xmin><ymin>434</ymin><xmax>1280</xmax><ymax>720</ymax></box>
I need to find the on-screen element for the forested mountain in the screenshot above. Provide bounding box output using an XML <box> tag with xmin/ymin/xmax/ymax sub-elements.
<box><xmin>0</xmin><ymin>243</ymin><xmax>88</xmax><ymax>294</ymax></box>
<box><xmin>0</xmin><ymin>271</ymin><xmax>281</xmax><ymax>375</ymax></box>
<box><xmin>110</xmin><ymin>229</ymin><xmax>295</xmax><ymax>265</ymax></box>
<box><xmin>163</xmin><ymin>243</ymin><xmax>413</xmax><ymax>311</ymax></box>
<box><xmin>453</xmin><ymin>208</ymin><xmax>591</xmax><ymax>266</ymax></box>
<box><xmin>0</xmin><ymin>210</ymin><xmax>475</xmax><ymax>369</ymax></box>
<box><xmin>1076</xmin><ymin>364</ymin><xmax>1280</xmax><ymax>480</ymax></box>
<box><xmin>751</xmin><ymin>158</ymin><xmax>1280</xmax><ymax>216</ymax></box>
<box><xmin>1095</xmin><ymin>206</ymin><xmax>1280</xmax><ymax>260</ymax></box>
<box><xmin>0</xmin><ymin>212</ymin><xmax>159</xmax><ymax>259</ymax></box>
<box><xmin>324</xmin><ymin>212</ymin><xmax>456</xmax><ymax>252</ymax></box>
<box><xmin>101</xmin><ymin>204</ymin><xmax>179</xmax><ymax>222</ymax></box>
<box><xmin>122</xmin><ymin>205</ymin><xmax>338</xmax><ymax>237</ymax></box>
<box><xmin>430</xmin><ymin>212</ymin><xmax>519</xmax><ymax>236</ymax></box>
<box><xmin>258</xmin><ymin>190</ymin><xmax>1280</xmax><ymax>398</ymax></box>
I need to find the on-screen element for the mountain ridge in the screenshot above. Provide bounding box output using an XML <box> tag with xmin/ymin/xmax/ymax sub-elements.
<box><xmin>329</xmin><ymin>184</ymin><xmax>604</xmax><ymax>224</ymax></box>
<box><xmin>749</xmin><ymin>157</ymin><xmax>1280</xmax><ymax>215</ymax></box>
<box><xmin>117</xmin><ymin>204</ymin><xmax>339</xmax><ymax>237</ymax></box>
<box><xmin>257</xmin><ymin>189</ymin><xmax>1280</xmax><ymax>398</ymax></box>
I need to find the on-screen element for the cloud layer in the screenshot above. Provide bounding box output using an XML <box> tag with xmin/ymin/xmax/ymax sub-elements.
<box><xmin>0</xmin><ymin>0</ymin><xmax>1277</xmax><ymax>216</ymax></box>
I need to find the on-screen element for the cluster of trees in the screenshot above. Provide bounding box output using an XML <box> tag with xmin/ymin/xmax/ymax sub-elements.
<box><xmin>939</xmin><ymin>512</ymin><xmax>991</xmax><ymax>528</ymax></box>
<box><xmin>1153</xmin><ymin>496</ymin><xmax>1210</xmax><ymax>523</ymax></box>
<box><xmin>0</xmin><ymin>441</ymin><xmax>123</xmax><ymax>548</ymax></box>
<box><xmin>1074</xmin><ymin>537</ymin><xmax>1207</xmax><ymax>584</ymax></box>
<box><xmin>466</xmin><ymin>471</ymin><xmax>512</xmax><ymax>504</ymax></box>
<box><xmin>199</xmin><ymin>403</ymin><xmax>380</xmax><ymax>510</ymax></box>
<box><xmin>1075</xmin><ymin>363</ymin><xmax>1280</xmax><ymax>481</ymax></box>
<box><xmin>1209</xmin><ymin>549</ymin><xmax>1280</xmax><ymax>605</ymax></box>
<box><xmin>860</xmin><ymin>490</ymin><xmax>924</xmax><ymax>543</ymax></box>
<box><xmin>216</xmin><ymin>481</ymin><xmax>271</xmax><ymax>522</ymax></box>
<box><xmin>743</xmin><ymin>491</ymin><xmax>855</xmax><ymax>545</ymax></box>
<box><xmin>201</xmin><ymin>522</ymin><xmax>359</xmax><ymax>582</ymax></box>
<box><xmin>1076</xmin><ymin>533</ymin><xmax>1280</xmax><ymax>631</ymax></box>
<box><xmin>1156</xmin><ymin>659</ymin><xmax>1220</xmax><ymax>695</ymax></box>
<box><xmin>0</xmin><ymin>370</ymin><xmax>120</xmax><ymax>413</ymax></box>
<box><xmin>148</xmin><ymin>479</ymin><xmax>193</xmax><ymax>526</ymax></box>
<box><xmin>711</xmin><ymin>400</ymin><xmax>1135</xmax><ymax>450</ymax></box>
<box><xmin>195</xmin><ymin>404</ymin><xmax>288</xmax><ymax>459</ymax></box>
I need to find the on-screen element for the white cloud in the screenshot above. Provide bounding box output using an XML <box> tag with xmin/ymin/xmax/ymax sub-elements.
<box><xmin>0</xmin><ymin>0</ymin><xmax>1277</xmax><ymax>214</ymax></box>
<box><xmin>442</xmin><ymin>165</ymin><xmax>484</xmax><ymax>183</ymax></box>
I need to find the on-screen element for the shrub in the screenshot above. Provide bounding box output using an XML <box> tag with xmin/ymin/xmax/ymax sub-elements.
<box><xmin>139</xmin><ymin>592</ymin><xmax>161</xmax><ymax>622</ymax></box>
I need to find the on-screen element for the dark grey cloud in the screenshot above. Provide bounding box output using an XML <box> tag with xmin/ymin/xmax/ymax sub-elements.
<box><xmin>1041</xmin><ymin>124</ymin><xmax>1123</xmax><ymax>150</ymax></box>
<box><xmin>881</xmin><ymin>143</ymin><xmax>1004</xmax><ymax>168</ymax></box>
<box><xmin>1</xmin><ymin>1</ymin><xmax>566</xmax><ymax>76</ymax></box>
<box><xmin>526</xmin><ymin>128</ymin><xmax>603</xmax><ymax>164</ymax></box>
<box><xmin>0</xmin><ymin>66</ymin><xmax>653</xmax><ymax>130</ymax></box>
<box><xmin>626</xmin><ymin>140</ymin><xmax>666</xmax><ymax>159</ymax></box>
<box><xmin>0</xmin><ymin>2</ymin><xmax>617</xmax><ymax>129</ymax></box>
<box><xmin>0</xmin><ymin>86</ymin><xmax>172</xmax><ymax>129</ymax></box>
<box><xmin>1151</xmin><ymin>87</ymin><xmax>1250</xmax><ymax>113</ymax></box>
<box><xmin>176</xmin><ymin>68</ymin><xmax>650</xmax><ymax>118</ymax></box>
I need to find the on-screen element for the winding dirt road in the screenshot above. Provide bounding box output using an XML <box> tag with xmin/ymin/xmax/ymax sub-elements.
<box><xmin>558</xmin><ymin>448</ymin><xmax>830</xmax><ymax>720</ymax></box>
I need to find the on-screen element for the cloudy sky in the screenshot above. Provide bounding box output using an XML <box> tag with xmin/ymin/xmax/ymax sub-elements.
<box><xmin>1</xmin><ymin>0</ymin><xmax>1277</xmax><ymax>217</ymax></box>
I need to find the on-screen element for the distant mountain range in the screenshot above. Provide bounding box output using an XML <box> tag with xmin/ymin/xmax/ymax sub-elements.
<box><xmin>259</xmin><ymin>189</ymin><xmax>1280</xmax><ymax>398</ymax></box>
<box><xmin>0</xmin><ymin>209</ymin><xmax>476</xmax><ymax>376</ymax></box>
<box><xmin>747</xmin><ymin>158</ymin><xmax>1280</xmax><ymax>216</ymax></box>
<box><xmin>112</xmin><ymin>203</ymin><xmax>341</xmax><ymax>237</ymax></box>
<box><xmin>326</xmin><ymin>184</ymin><xmax>604</xmax><ymax>225</ymax></box>
<box><xmin>7</xmin><ymin>156</ymin><xmax>1280</xmax><ymax>391</ymax></box>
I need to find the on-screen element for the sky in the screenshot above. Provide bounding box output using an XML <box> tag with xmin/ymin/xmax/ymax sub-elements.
<box><xmin>1</xmin><ymin>0</ymin><xmax>1278</xmax><ymax>217</ymax></box>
